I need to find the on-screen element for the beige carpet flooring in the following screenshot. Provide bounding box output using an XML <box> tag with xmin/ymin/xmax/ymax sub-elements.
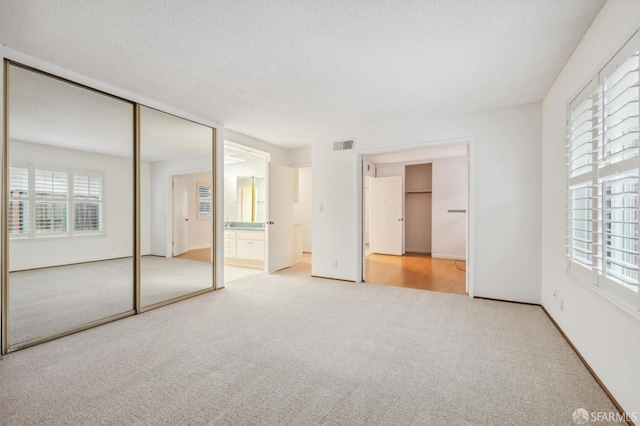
<box><xmin>0</xmin><ymin>262</ymin><xmax>621</xmax><ymax>425</ymax></box>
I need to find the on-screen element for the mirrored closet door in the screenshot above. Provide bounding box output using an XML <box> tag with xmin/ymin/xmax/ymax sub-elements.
<box><xmin>139</xmin><ymin>106</ymin><xmax>214</xmax><ymax>308</ymax></box>
<box><xmin>5</xmin><ymin>63</ymin><xmax>135</xmax><ymax>348</ymax></box>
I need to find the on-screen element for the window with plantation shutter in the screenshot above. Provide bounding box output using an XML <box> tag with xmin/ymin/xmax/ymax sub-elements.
<box><xmin>9</xmin><ymin>167</ymin><xmax>30</xmax><ymax>236</ymax></box>
<box><xmin>34</xmin><ymin>169</ymin><xmax>68</xmax><ymax>234</ymax></box>
<box><xmin>8</xmin><ymin>166</ymin><xmax>104</xmax><ymax>239</ymax></box>
<box><xmin>567</xmin><ymin>30</ymin><xmax>640</xmax><ymax>311</ymax></box>
<box><xmin>197</xmin><ymin>183</ymin><xmax>212</xmax><ymax>219</ymax></box>
<box><xmin>73</xmin><ymin>172</ymin><xmax>103</xmax><ymax>232</ymax></box>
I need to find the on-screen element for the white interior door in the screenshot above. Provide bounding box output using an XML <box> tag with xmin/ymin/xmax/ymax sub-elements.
<box><xmin>267</xmin><ymin>162</ymin><xmax>294</xmax><ymax>273</ymax></box>
<box><xmin>371</xmin><ymin>176</ymin><xmax>403</xmax><ymax>255</ymax></box>
<box><xmin>172</xmin><ymin>175</ymin><xmax>189</xmax><ymax>256</ymax></box>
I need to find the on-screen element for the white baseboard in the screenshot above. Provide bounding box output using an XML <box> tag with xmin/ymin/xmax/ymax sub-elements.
<box><xmin>431</xmin><ymin>253</ymin><xmax>466</xmax><ymax>261</ymax></box>
<box><xmin>405</xmin><ymin>248</ymin><xmax>431</xmax><ymax>254</ymax></box>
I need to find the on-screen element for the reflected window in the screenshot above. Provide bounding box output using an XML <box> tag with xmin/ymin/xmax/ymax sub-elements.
<box><xmin>73</xmin><ymin>172</ymin><xmax>103</xmax><ymax>232</ymax></box>
<box><xmin>34</xmin><ymin>169</ymin><xmax>68</xmax><ymax>234</ymax></box>
<box><xmin>8</xmin><ymin>167</ymin><xmax>29</xmax><ymax>236</ymax></box>
<box><xmin>6</xmin><ymin>63</ymin><xmax>134</xmax><ymax>348</ymax></box>
<box><xmin>8</xmin><ymin>166</ymin><xmax>104</xmax><ymax>238</ymax></box>
<box><xmin>198</xmin><ymin>183</ymin><xmax>212</xmax><ymax>218</ymax></box>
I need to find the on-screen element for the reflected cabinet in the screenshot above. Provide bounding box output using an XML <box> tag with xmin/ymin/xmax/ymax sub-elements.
<box><xmin>1</xmin><ymin>61</ymin><xmax>217</xmax><ymax>353</ymax></box>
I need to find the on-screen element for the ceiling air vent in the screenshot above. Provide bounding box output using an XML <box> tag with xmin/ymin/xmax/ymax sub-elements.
<box><xmin>333</xmin><ymin>140</ymin><xmax>354</xmax><ymax>151</ymax></box>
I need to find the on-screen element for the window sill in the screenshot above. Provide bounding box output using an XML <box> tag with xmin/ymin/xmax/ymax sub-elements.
<box><xmin>9</xmin><ymin>232</ymin><xmax>106</xmax><ymax>241</ymax></box>
<box><xmin>566</xmin><ymin>269</ymin><xmax>640</xmax><ymax>323</ymax></box>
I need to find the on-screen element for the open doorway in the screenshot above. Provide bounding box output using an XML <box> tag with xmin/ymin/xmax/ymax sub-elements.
<box><xmin>222</xmin><ymin>141</ymin><xmax>312</xmax><ymax>283</ymax></box>
<box><xmin>222</xmin><ymin>142</ymin><xmax>268</xmax><ymax>284</ymax></box>
<box><xmin>171</xmin><ymin>171</ymin><xmax>212</xmax><ymax>262</ymax></box>
<box><xmin>292</xmin><ymin>166</ymin><xmax>313</xmax><ymax>274</ymax></box>
<box><xmin>362</xmin><ymin>143</ymin><xmax>469</xmax><ymax>296</ymax></box>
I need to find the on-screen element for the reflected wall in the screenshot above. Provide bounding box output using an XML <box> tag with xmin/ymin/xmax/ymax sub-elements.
<box><xmin>1</xmin><ymin>61</ymin><xmax>218</xmax><ymax>353</ymax></box>
<box><xmin>140</xmin><ymin>106</ymin><xmax>214</xmax><ymax>308</ymax></box>
<box><xmin>6</xmin><ymin>64</ymin><xmax>134</xmax><ymax>347</ymax></box>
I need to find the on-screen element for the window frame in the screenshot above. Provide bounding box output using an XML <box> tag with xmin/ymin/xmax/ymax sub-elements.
<box><xmin>566</xmin><ymin>30</ymin><xmax>640</xmax><ymax>314</ymax></box>
<box><xmin>196</xmin><ymin>182</ymin><xmax>212</xmax><ymax>220</ymax></box>
<box><xmin>71</xmin><ymin>170</ymin><xmax>104</xmax><ymax>235</ymax></box>
<box><xmin>33</xmin><ymin>167</ymin><xmax>70</xmax><ymax>237</ymax></box>
<box><xmin>8</xmin><ymin>165</ymin><xmax>105</xmax><ymax>240</ymax></box>
<box><xmin>8</xmin><ymin>166</ymin><xmax>30</xmax><ymax>239</ymax></box>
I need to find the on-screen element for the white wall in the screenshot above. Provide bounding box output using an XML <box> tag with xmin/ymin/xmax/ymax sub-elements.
<box><xmin>431</xmin><ymin>157</ymin><xmax>467</xmax><ymax>260</ymax></box>
<box><xmin>312</xmin><ymin>102</ymin><xmax>541</xmax><ymax>303</ymax></box>
<box><xmin>224</xmin><ymin>156</ymin><xmax>266</xmax><ymax>178</ymax></box>
<box><xmin>541</xmin><ymin>0</ymin><xmax>640</xmax><ymax>416</ymax></box>
<box><xmin>376</xmin><ymin>164</ymin><xmax>404</xmax><ymax>179</ymax></box>
<box><xmin>183</xmin><ymin>171</ymin><xmax>212</xmax><ymax>250</ymax></box>
<box><xmin>149</xmin><ymin>154</ymin><xmax>211</xmax><ymax>257</ymax></box>
<box><xmin>140</xmin><ymin>160</ymin><xmax>151</xmax><ymax>256</ymax></box>
<box><xmin>288</xmin><ymin>147</ymin><xmax>312</xmax><ymax>167</ymax></box>
<box><xmin>9</xmin><ymin>141</ymin><xmax>134</xmax><ymax>270</ymax></box>
<box><xmin>293</xmin><ymin>166</ymin><xmax>312</xmax><ymax>252</ymax></box>
<box><xmin>225</xmin><ymin>129</ymin><xmax>287</xmax><ymax>165</ymax></box>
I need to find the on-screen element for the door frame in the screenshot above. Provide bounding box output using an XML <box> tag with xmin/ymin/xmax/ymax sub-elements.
<box><xmin>168</xmin><ymin>169</ymin><xmax>211</xmax><ymax>258</ymax></box>
<box><xmin>356</xmin><ymin>137</ymin><xmax>474</xmax><ymax>297</ymax></box>
<box><xmin>221</xmin><ymin>140</ymin><xmax>270</xmax><ymax>273</ymax></box>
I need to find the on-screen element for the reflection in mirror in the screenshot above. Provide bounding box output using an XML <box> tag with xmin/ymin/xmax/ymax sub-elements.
<box><xmin>222</xmin><ymin>142</ymin><xmax>267</xmax><ymax>283</ymax></box>
<box><xmin>7</xmin><ymin>64</ymin><xmax>134</xmax><ymax>346</ymax></box>
<box><xmin>223</xmin><ymin>143</ymin><xmax>267</xmax><ymax>224</ymax></box>
<box><xmin>140</xmin><ymin>106</ymin><xmax>213</xmax><ymax>307</ymax></box>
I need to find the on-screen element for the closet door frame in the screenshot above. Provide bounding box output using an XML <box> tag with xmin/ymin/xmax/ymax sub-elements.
<box><xmin>1</xmin><ymin>59</ymin><xmax>219</xmax><ymax>354</ymax></box>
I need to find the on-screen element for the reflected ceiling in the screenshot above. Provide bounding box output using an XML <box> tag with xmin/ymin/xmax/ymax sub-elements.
<box><xmin>8</xmin><ymin>65</ymin><xmax>213</xmax><ymax>162</ymax></box>
<box><xmin>9</xmin><ymin>65</ymin><xmax>133</xmax><ymax>159</ymax></box>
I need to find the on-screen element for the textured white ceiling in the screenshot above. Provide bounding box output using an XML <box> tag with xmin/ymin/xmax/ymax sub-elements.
<box><xmin>0</xmin><ymin>0</ymin><xmax>605</xmax><ymax>148</ymax></box>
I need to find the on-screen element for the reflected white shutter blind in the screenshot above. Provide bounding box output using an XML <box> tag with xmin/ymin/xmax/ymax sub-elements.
<box><xmin>34</xmin><ymin>169</ymin><xmax>68</xmax><ymax>233</ymax></box>
<box><xmin>73</xmin><ymin>172</ymin><xmax>103</xmax><ymax>232</ymax></box>
<box><xmin>9</xmin><ymin>167</ymin><xmax>29</xmax><ymax>236</ymax></box>
<box><xmin>198</xmin><ymin>184</ymin><xmax>212</xmax><ymax>217</ymax></box>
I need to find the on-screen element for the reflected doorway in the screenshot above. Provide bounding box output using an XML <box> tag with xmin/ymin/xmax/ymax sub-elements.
<box><xmin>139</xmin><ymin>106</ymin><xmax>214</xmax><ymax>309</ymax></box>
<box><xmin>171</xmin><ymin>171</ymin><xmax>212</xmax><ymax>263</ymax></box>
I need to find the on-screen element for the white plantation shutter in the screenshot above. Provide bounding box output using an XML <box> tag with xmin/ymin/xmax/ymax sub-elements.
<box><xmin>598</xmin><ymin>35</ymin><xmax>640</xmax><ymax>300</ymax></box>
<box><xmin>8</xmin><ymin>167</ymin><xmax>29</xmax><ymax>236</ymax></box>
<box><xmin>34</xmin><ymin>169</ymin><xmax>68</xmax><ymax>234</ymax></box>
<box><xmin>197</xmin><ymin>184</ymin><xmax>212</xmax><ymax>218</ymax></box>
<box><xmin>569</xmin><ymin>81</ymin><xmax>597</xmax><ymax>179</ymax></box>
<box><xmin>8</xmin><ymin>166</ymin><xmax>105</xmax><ymax>238</ymax></box>
<box><xmin>569</xmin><ymin>184</ymin><xmax>593</xmax><ymax>268</ymax></box>
<box><xmin>602</xmin><ymin>172</ymin><xmax>638</xmax><ymax>292</ymax></box>
<box><xmin>73</xmin><ymin>172</ymin><xmax>103</xmax><ymax>232</ymax></box>
<box><xmin>567</xmin><ymin>79</ymin><xmax>598</xmax><ymax>283</ymax></box>
<box><xmin>567</xmin><ymin>31</ymin><xmax>640</xmax><ymax>310</ymax></box>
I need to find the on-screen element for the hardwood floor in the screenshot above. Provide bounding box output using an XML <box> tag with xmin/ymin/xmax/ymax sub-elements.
<box><xmin>175</xmin><ymin>248</ymin><xmax>211</xmax><ymax>262</ymax></box>
<box><xmin>365</xmin><ymin>252</ymin><xmax>467</xmax><ymax>295</ymax></box>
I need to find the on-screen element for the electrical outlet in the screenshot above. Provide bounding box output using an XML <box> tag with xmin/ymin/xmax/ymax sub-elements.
<box><xmin>560</xmin><ymin>298</ymin><xmax>564</xmax><ymax>312</ymax></box>
<box><xmin>332</xmin><ymin>260</ymin><xmax>338</xmax><ymax>268</ymax></box>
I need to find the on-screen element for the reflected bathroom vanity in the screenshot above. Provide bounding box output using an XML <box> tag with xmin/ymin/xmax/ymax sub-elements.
<box><xmin>223</xmin><ymin>176</ymin><xmax>266</xmax><ymax>269</ymax></box>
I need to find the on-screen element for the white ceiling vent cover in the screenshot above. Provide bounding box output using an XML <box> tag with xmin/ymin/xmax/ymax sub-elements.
<box><xmin>333</xmin><ymin>140</ymin><xmax>354</xmax><ymax>151</ymax></box>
